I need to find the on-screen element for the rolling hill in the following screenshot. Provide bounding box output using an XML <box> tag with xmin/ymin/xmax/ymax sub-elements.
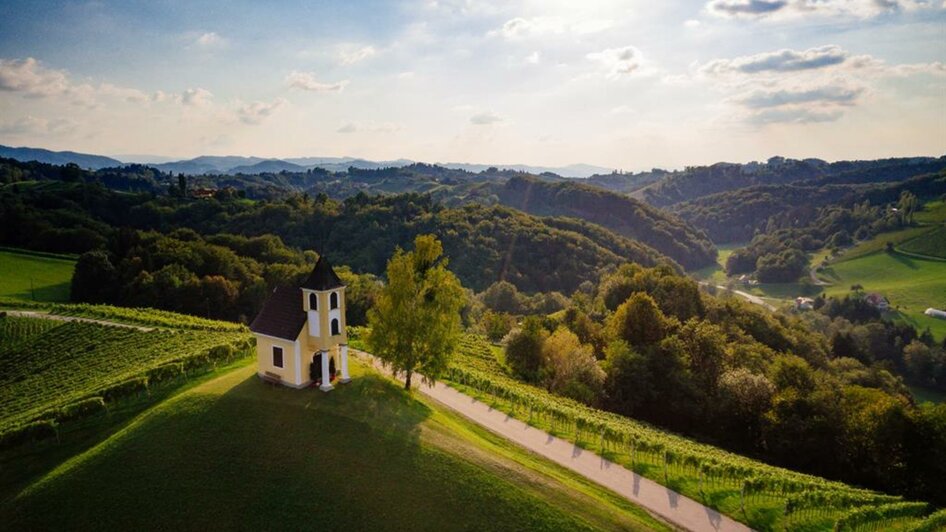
<box><xmin>0</xmin><ymin>318</ymin><xmax>667</xmax><ymax>531</ymax></box>
<box><xmin>0</xmin><ymin>145</ymin><xmax>121</xmax><ymax>170</ymax></box>
<box><xmin>490</xmin><ymin>175</ymin><xmax>717</xmax><ymax>270</ymax></box>
<box><xmin>639</xmin><ymin>156</ymin><xmax>946</xmax><ymax>208</ymax></box>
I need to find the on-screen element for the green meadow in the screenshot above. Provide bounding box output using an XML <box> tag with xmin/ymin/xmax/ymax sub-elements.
<box><xmin>1</xmin><ymin>357</ymin><xmax>667</xmax><ymax>531</ymax></box>
<box><xmin>821</xmin><ymin>251</ymin><xmax>946</xmax><ymax>340</ymax></box>
<box><xmin>0</xmin><ymin>249</ymin><xmax>75</xmax><ymax>302</ymax></box>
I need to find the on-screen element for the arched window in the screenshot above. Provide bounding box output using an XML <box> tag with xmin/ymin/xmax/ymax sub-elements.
<box><xmin>330</xmin><ymin>292</ymin><xmax>339</xmax><ymax>310</ymax></box>
<box><xmin>331</xmin><ymin>318</ymin><xmax>340</xmax><ymax>336</ymax></box>
<box><xmin>308</xmin><ymin>292</ymin><xmax>317</xmax><ymax>311</ymax></box>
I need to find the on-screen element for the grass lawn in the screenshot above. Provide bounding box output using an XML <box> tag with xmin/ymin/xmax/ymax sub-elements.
<box><xmin>689</xmin><ymin>242</ymin><xmax>743</xmax><ymax>285</ymax></box>
<box><xmin>899</xmin><ymin>226</ymin><xmax>946</xmax><ymax>259</ymax></box>
<box><xmin>914</xmin><ymin>199</ymin><xmax>946</xmax><ymax>224</ymax></box>
<box><xmin>1</xmin><ymin>360</ymin><xmax>668</xmax><ymax>531</ymax></box>
<box><xmin>0</xmin><ymin>249</ymin><xmax>76</xmax><ymax>302</ymax></box>
<box><xmin>822</xmin><ymin>251</ymin><xmax>946</xmax><ymax>340</ymax></box>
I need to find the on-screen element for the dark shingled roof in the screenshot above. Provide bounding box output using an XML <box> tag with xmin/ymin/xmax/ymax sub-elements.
<box><xmin>249</xmin><ymin>286</ymin><xmax>306</xmax><ymax>341</ymax></box>
<box><xmin>300</xmin><ymin>256</ymin><xmax>344</xmax><ymax>291</ymax></box>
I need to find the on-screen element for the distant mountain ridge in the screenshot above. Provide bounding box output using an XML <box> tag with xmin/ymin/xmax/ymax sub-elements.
<box><xmin>0</xmin><ymin>144</ymin><xmax>610</xmax><ymax>177</ymax></box>
<box><xmin>0</xmin><ymin>145</ymin><xmax>122</xmax><ymax>170</ymax></box>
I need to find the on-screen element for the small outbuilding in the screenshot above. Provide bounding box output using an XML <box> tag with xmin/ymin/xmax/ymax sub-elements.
<box><xmin>864</xmin><ymin>293</ymin><xmax>890</xmax><ymax>311</ymax></box>
<box><xmin>250</xmin><ymin>257</ymin><xmax>351</xmax><ymax>391</ymax></box>
<box><xmin>794</xmin><ymin>297</ymin><xmax>814</xmax><ymax>311</ymax></box>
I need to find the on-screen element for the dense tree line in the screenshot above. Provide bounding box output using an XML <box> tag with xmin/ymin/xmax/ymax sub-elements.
<box><xmin>499</xmin><ymin>265</ymin><xmax>946</xmax><ymax>504</ymax></box>
<box><xmin>725</xmin><ymin>199</ymin><xmax>909</xmax><ymax>282</ymax></box>
<box><xmin>642</xmin><ymin>156</ymin><xmax>945</xmax><ymax>208</ymax></box>
<box><xmin>491</xmin><ymin>175</ymin><xmax>717</xmax><ymax>269</ymax></box>
<box><xmin>802</xmin><ymin>293</ymin><xmax>946</xmax><ymax>392</ymax></box>
<box><xmin>70</xmin><ymin>229</ymin><xmax>381</xmax><ymax>323</ymax></box>
<box><xmin>0</xmin><ymin>179</ymin><xmax>674</xmax><ymax>298</ymax></box>
<box><xmin>673</xmin><ymin>171</ymin><xmax>946</xmax><ymax>243</ymax></box>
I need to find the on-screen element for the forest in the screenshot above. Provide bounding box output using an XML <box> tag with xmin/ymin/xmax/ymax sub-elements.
<box><xmin>483</xmin><ymin>264</ymin><xmax>946</xmax><ymax>505</ymax></box>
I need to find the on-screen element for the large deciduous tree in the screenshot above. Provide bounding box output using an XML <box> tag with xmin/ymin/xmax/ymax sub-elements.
<box><xmin>367</xmin><ymin>235</ymin><xmax>465</xmax><ymax>390</ymax></box>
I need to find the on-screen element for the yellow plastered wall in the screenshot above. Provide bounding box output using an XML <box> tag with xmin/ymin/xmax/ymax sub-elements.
<box><xmin>255</xmin><ymin>333</ymin><xmax>301</xmax><ymax>386</ymax></box>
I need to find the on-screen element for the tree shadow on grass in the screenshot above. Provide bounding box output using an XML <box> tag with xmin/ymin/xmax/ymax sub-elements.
<box><xmin>889</xmin><ymin>251</ymin><xmax>920</xmax><ymax>270</ymax></box>
<box><xmin>216</xmin><ymin>364</ymin><xmax>432</xmax><ymax>448</ymax></box>
<box><xmin>7</xmin><ymin>280</ymin><xmax>71</xmax><ymax>303</ymax></box>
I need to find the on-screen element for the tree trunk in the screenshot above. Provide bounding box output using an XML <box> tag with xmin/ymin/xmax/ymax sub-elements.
<box><xmin>404</xmin><ymin>370</ymin><xmax>412</xmax><ymax>391</ymax></box>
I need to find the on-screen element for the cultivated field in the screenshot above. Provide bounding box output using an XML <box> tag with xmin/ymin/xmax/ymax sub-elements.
<box><xmin>0</xmin><ymin>312</ymin><xmax>252</xmax><ymax>432</ymax></box>
<box><xmin>0</xmin><ymin>249</ymin><xmax>75</xmax><ymax>302</ymax></box>
<box><xmin>426</xmin><ymin>334</ymin><xmax>943</xmax><ymax>531</ymax></box>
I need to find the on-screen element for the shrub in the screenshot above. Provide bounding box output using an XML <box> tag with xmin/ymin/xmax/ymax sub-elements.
<box><xmin>0</xmin><ymin>419</ymin><xmax>59</xmax><ymax>448</ymax></box>
<box><xmin>207</xmin><ymin>344</ymin><xmax>235</xmax><ymax>364</ymax></box>
<box><xmin>57</xmin><ymin>397</ymin><xmax>107</xmax><ymax>423</ymax></box>
<box><xmin>102</xmin><ymin>377</ymin><xmax>149</xmax><ymax>402</ymax></box>
<box><xmin>183</xmin><ymin>353</ymin><xmax>210</xmax><ymax>373</ymax></box>
<box><xmin>147</xmin><ymin>362</ymin><xmax>184</xmax><ymax>384</ymax></box>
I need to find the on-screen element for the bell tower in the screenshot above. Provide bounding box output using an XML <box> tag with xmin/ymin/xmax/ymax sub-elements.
<box><xmin>300</xmin><ymin>256</ymin><xmax>350</xmax><ymax>391</ymax></box>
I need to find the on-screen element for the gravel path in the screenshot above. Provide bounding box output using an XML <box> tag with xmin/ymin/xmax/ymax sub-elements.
<box><xmin>357</xmin><ymin>351</ymin><xmax>752</xmax><ymax>532</ymax></box>
<box><xmin>3</xmin><ymin>310</ymin><xmax>154</xmax><ymax>332</ymax></box>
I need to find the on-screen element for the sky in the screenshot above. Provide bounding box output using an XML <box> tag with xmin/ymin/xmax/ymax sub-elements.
<box><xmin>0</xmin><ymin>0</ymin><xmax>944</xmax><ymax>171</ymax></box>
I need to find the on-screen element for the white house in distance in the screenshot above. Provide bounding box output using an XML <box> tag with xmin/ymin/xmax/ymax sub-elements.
<box><xmin>249</xmin><ymin>257</ymin><xmax>350</xmax><ymax>391</ymax></box>
<box><xmin>925</xmin><ymin>308</ymin><xmax>946</xmax><ymax>320</ymax></box>
<box><xmin>794</xmin><ymin>297</ymin><xmax>815</xmax><ymax>311</ymax></box>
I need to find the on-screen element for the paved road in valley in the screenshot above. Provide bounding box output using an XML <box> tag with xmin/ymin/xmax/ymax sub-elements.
<box><xmin>698</xmin><ymin>282</ymin><xmax>776</xmax><ymax>312</ymax></box>
<box><xmin>356</xmin><ymin>351</ymin><xmax>752</xmax><ymax>532</ymax></box>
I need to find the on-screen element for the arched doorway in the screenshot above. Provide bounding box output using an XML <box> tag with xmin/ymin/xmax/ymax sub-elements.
<box><xmin>310</xmin><ymin>353</ymin><xmax>337</xmax><ymax>385</ymax></box>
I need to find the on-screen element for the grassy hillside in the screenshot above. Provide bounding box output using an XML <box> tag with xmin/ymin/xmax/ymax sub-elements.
<box><xmin>0</xmin><ymin>311</ymin><xmax>251</xmax><ymax>432</ymax></box>
<box><xmin>899</xmin><ymin>226</ymin><xmax>946</xmax><ymax>259</ymax></box>
<box><xmin>0</xmin><ymin>249</ymin><xmax>75</xmax><ymax>302</ymax></box>
<box><xmin>2</xmin><ymin>361</ymin><xmax>668</xmax><ymax>531</ymax></box>
<box><xmin>821</xmin><ymin>252</ymin><xmax>946</xmax><ymax>340</ymax></box>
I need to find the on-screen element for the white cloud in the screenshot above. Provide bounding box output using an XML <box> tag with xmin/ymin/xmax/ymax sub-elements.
<box><xmin>336</xmin><ymin>121</ymin><xmax>403</xmax><ymax>133</ymax></box>
<box><xmin>0</xmin><ymin>115</ymin><xmax>77</xmax><ymax>135</ymax></box>
<box><xmin>702</xmin><ymin>45</ymin><xmax>853</xmax><ymax>75</ymax></box>
<box><xmin>587</xmin><ymin>46</ymin><xmax>643</xmax><ymax>78</ymax></box>
<box><xmin>237</xmin><ymin>98</ymin><xmax>287</xmax><ymax>125</ymax></box>
<box><xmin>490</xmin><ymin>16</ymin><xmax>613</xmax><ymax>39</ymax></box>
<box><xmin>748</xmin><ymin>107</ymin><xmax>845</xmax><ymax>124</ymax></box>
<box><xmin>0</xmin><ymin>57</ymin><xmax>70</xmax><ymax>97</ymax></box>
<box><xmin>684</xmin><ymin>19</ymin><xmax>702</xmax><ymax>27</ymax></box>
<box><xmin>339</xmin><ymin>45</ymin><xmax>377</xmax><ymax>66</ymax></box>
<box><xmin>610</xmin><ymin>105</ymin><xmax>638</xmax><ymax>115</ymax></box>
<box><xmin>180</xmin><ymin>87</ymin><xmax>214</xmax><ymax>106</ymax></box>
<box><xmin>525</xmin><ymin>51</ymin><xmax>541</xmax><ymax>65</ymax></box>
<box><xmin>886</xmin><ymin>61</ymin><xmax>946</xmax><ymax>76</ymax></box>
<box><xmin>707</xmin><ymin>0</ymin><xmax>787</xmax><ymax>17</ymax></box>
<box><xmin>699</xmin><ymin>45</ymin><xmax>945</xmax><ymax>80</ymax></box>
<box><xmin>286</xmin><ymin>71</ymin><xmax>349</xmax><ymax>92</ymax></box>
<box><xmin>706</xmin><ymin>0</ymin><xmax>940</xmax><ymax>19</ymax></box>
<box><xmin>196</xmin><ymin>32</ymin><xmax>227</xmax><ymax>48</ymax></box>
<box><xmin>733</xmin><ymin>84</ymin><xmax>864</xmax><ymax>108</ymax></box>
<box><xmin>470</xmin><ymin>111</ymin><xmax>504</xmax><ymax>125</ymax></box>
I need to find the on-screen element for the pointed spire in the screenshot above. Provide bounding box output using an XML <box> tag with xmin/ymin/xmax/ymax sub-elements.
<box><xmin>301</xmin><ymin>256</ymin><xmax>343</xmax><ymax>291</ymax></box>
